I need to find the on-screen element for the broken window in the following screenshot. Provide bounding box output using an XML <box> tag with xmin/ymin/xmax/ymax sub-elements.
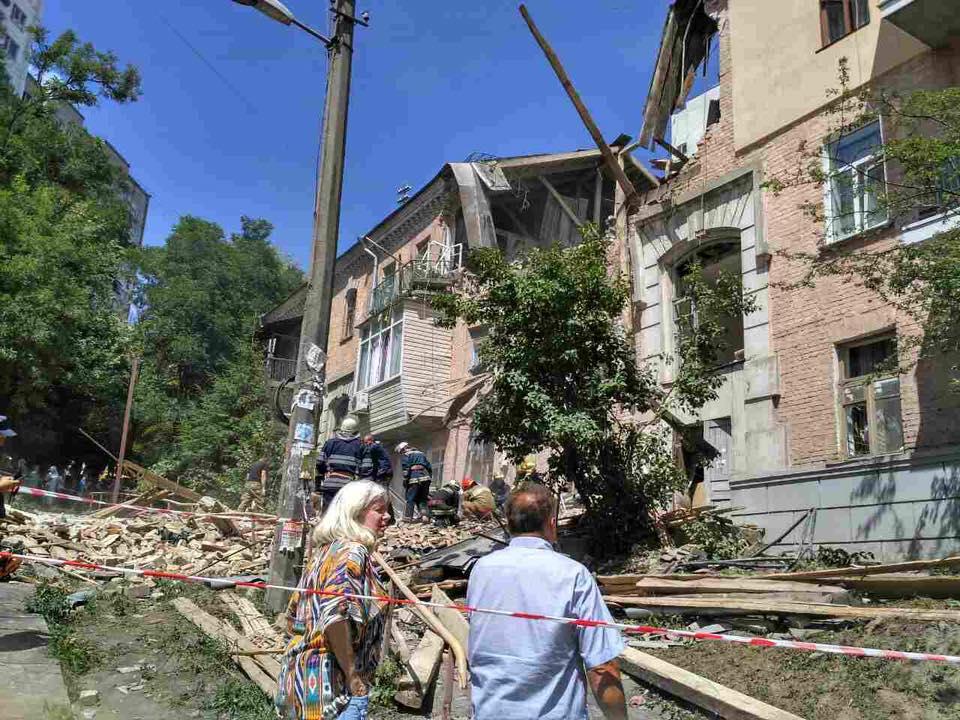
<box><xmin>838</xmin><ymin>336</ymin><xmax>903</xmax><ymax>458</ymax></box>
<box><xmin>673</xmin><ymin>240</ymin><xmax>744</xmax><ymax>366</ymax></box>
<box><xmin>820</xmin><ymin>0</ymin><xmax>869</xmax><ymax>46</ymax></box>
<box><xmin>825</xmin><ymin>121</ymin><xmax>887</xmax><ymax>242</ymax></box>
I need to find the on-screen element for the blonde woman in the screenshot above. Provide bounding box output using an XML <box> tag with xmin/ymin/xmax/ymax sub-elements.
<box><xmin>276</xmin><ymin>480</ymin><xmax>390</xmax><ymax>720</ymax></box>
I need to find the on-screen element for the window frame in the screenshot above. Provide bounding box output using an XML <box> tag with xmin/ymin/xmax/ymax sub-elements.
<box><xmin>10</xmin><ymin>3</ymin><xmax>25</xmax><ymax>28</ymax></box>
<box><xmin>341</xmin><ymin>288</ymin><xmax>357</xmax><ymax>341</ymax></box>
<box><xmin>836</xmin><ymin>335</ymin><xmax>904</xmax><ymax>459</ymax></box>
<box><xmin>354</xmin><ymin>308</ymin><xmax>404</xmax><ymax>392</ymax></box>
<box><xmin>670</xmin><ymin>236</ymin><xmax>745</xmax><ymax>368</ymax></box>
<box><xmin>823</xmin><ymin>120</ymin><xmax>888</xmax><ymax>244</ymax></box>
<box><xmin>819</xmin><ymin>0</ymin><xmax>869</xmax><ymax>48</ymax></box>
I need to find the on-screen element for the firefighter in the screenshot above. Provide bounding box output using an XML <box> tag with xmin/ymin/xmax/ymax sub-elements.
<box><xmin>315</xmin><ymin>417</ymin><xmax>364</xmax><ymax>512</ymax></box>
<box><xmin>396</xmin><ymin>442</ymin><xmax>432</xmax><ymax>522</ymax></box>
<box><xmin>461</xmin><ymin>477</ymin><xmax>495</xmax><ymax>519</ymax></box>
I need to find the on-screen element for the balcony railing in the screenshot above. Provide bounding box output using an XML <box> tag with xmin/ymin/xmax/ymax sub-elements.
<box><xmin>368</xmin><ymin>242</ymin><xmax>462</xmax><ymax>316</ymax></box>
<box><xmin>265</xmin><ymin>355</ymin><xmax>297</xmax><ymax>382</ymax></box>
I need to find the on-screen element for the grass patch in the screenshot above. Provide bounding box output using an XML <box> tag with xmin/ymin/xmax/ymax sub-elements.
<box><xmin>26</xmin><ymin>582</ymin><xmax>99</xmax><ymax>676</ymax></box>
<box><xmin>206</xmin><ymin>678</ymin><xmax>274</xmax><ymax>720</ymax></box>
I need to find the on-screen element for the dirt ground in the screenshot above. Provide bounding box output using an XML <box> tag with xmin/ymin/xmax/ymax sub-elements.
<box><xmin>638</xmin><ymin>610</ymin><xmax>960</xmax><ymax>720</ymax></box>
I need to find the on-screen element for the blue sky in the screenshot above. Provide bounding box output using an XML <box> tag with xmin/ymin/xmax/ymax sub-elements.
<box><xmin>44</xmin><ymin>0</ymin><xmax>688</xmax><ymax>269</ymax></box>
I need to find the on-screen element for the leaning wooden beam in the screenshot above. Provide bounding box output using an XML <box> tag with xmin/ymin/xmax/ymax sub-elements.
<box><xmin>394</xmin><ymin>629</ymin><xmax>445</xmax><ymax>709</ymax></box>
<box><xmin>373</xmin><ymin>552</ymin><xmax>467</xmax><ymax>689</ymax></box>
<box><xmin>539</xmin><ymin>176</ymin><xmax>584</xmax><ymax>227</ymax></box>
<box><xmin>619</xmin><ymin>648</ymin><xmax>805</xmax><ymax>720</ymax></box>
<box><xmin>124</xmin><ymin>460</ymin><xmax>203</xmax><ymax>502</ymax></box>
<box><xmin>430</xmin><ymin>585</ymin><xmax>469</xmax><ymax>654</ymax></box>
<box><xmin>604</xmin><ymin>595</ymin><xmax>960</xmax><ymax>622</ymax></box>
<box><xmin>519</xmin><ymin>4</ymin><xmax>641</xmax><ymax>205</ymax></box>
<box><xmin>757</xmin><ymin>555</ymin><xmax>960</xmax><ymax>581</ymax></box>
<box><xmin>172</xmin><ymin>597</ymin><xmax>278</xmax><ymax>697</ymax></box>
<box><xmin>90</xmin><ymin>488</ymin><xmax>161</xmax><ymax>519</ymax></box>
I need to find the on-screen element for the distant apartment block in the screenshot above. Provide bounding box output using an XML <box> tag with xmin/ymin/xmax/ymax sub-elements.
<box><xmin>1</xmin><ymin>0</ymin><xmax>41</xmax><ymax>97</ymax></box>
<box><xmin>24</xmin><ymin>75</ymin><xmax>150</xmax><ymax>247</ymax></box>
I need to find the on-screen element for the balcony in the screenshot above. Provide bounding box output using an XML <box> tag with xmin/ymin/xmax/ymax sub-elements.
<box><xmin>879</xmin><ymin>0</ymin><xmax>960</xmax><ymax>48</ymax></box>
<box><xmin>265</xmin><ymin>355</ymin><xmax>296</xmax><ymax>382</ymax></box>
<box><xmin>368</xmin><ymin>242</ymin><xmax>462</xmax><ymax>316</ymax></box>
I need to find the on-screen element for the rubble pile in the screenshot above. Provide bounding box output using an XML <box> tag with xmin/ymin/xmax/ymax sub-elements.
<box><xmin>2</xmin><ymin>505</ymin><xmax>272</xmax><ymax>578</ymax></box>
<box><xmin>380</xmin><ymin>517</ymin><xmax>498</xmax><ymax>557</ymax></box>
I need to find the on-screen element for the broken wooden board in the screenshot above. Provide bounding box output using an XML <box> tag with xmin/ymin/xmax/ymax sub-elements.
<box><xmin>172</xmin><ymin>597</ymin><xmax>278</xmax><ymax>696</ymax></box>
<box><xmin>395</xmin><ymin>629</ymin><xmax>445</xmax><ymax>710</ymax></box>
<box><xmin>604</xmin><ymin>595</ymin><xmax>960</xmax><ymax>622</ymax></box>
<box><xmin>635</xmin><ymin>577</ymin><xmax>846</xmax><ymax>596</ymax></box>
<box><xmin>757</xmin><ymin>555</ymin><xmax>960</xmax><ymax>581</ymax></box>
<box><xmin>220</xmin><ymin>591</ymin><xmax>282</xmax><ymax>648</ymax></box>
<box><xmin>123</xmin><ymin>460</ymin><xmax>203</xmax><ymax>502</ymax></box>
<box><xmin>620</xmin><ymin>647</ymin><xmax>805</xmax><ymax>720</ymax></box>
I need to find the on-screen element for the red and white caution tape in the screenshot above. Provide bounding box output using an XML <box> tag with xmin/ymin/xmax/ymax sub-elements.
<box><xmin>3</xmin><ymin>551</ymin><xmax>958</xmax><ymax>665</ymax></box>
<box><xmin>14</xmin><ymin>487</ymin><xmax>278</xmax><ymax>525</ymax></box>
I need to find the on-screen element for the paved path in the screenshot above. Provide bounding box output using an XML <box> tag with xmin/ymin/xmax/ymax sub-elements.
<box><xmin>0</xmin><ymin>581</ymin><xmax>73</xmax><ymax>719</ymax></box>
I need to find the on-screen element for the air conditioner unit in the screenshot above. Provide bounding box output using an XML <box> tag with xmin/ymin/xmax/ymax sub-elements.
<box><xmin>350</xmin><ymin>391</ymin><xmax>370</xmax><ymax>414</ymax></box>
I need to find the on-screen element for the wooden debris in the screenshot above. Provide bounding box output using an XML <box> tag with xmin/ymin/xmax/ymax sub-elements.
<box><xmin>824</xmin><ymin>574</ymin><xmax>960</xmax><ymax>599</ymax></box>
<box><xmin>634</xmin><ymin>577</ymin><xmax>846</xmax><ymax>597</ymax></box>
<box><xmin>619</xmin><ymin>648</ymin><xmax>805</xmax><ymax>720</ymax></box>
<box><xmin>604</xmin><ymin>594</ymin><xmax>960</xmax><ymax>621</ymax></box>
<box><xmin>758</xmin><ymin>556</ymin><xmax>960</xmax><ymax>581</ymax></box>
<box><xmin>430</xmin><ymin>584</ymin><xmax>470</xmax><ymax>654</ymax></box>
<box><xmin>172</xmin><ymin>597</ymin><xmax>278</xmax><ymax>696</ymax></box>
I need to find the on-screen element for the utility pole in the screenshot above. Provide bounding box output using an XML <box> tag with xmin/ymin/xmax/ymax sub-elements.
<box><xmin>265</xmin><ymin>0</ymin><xmax>360</xmax><ymax>610</ymax></box>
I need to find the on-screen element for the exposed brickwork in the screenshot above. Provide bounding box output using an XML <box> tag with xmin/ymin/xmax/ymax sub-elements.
<box><xmin>625</xmin><ymin>4</ymin><xmax>960</xmax><ymax>471</ymax></box>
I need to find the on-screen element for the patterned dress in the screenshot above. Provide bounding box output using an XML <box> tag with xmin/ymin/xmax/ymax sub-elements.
<box><xmin>275</xmin><ymin>539</ymin><xmax>387</xmax><ymax>719</ymax></box>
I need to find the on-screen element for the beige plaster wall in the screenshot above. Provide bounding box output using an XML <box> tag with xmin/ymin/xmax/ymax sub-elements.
<box><xmin>728</xmin><ymin>0</ymin><xmax>928</xmax><ymax>151</ymax></box>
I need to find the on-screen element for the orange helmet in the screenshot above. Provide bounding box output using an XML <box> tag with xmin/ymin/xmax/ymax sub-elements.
<box><xmin>460</xmin><ymin>477</ymin><xmax>475</xmax><ymax>490</ymax></box>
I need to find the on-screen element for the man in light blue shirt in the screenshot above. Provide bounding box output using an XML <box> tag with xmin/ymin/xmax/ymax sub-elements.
<box><xmin>467</xmin><ymin>483</ymin><xmax>627</xmax><ymax>720</ymax></box>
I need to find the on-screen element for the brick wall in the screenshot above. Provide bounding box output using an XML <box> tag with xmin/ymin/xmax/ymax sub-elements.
<box><xmin>627</xmin><ymin>4</ymin><xmax>960</xmax><ymax>471</ymax></box>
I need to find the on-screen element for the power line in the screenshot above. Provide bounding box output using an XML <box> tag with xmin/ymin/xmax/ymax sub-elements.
<box><xmin>157</xmin><ymin>14</ymin><xmax>260</xmax><ymax>116</ymax></box>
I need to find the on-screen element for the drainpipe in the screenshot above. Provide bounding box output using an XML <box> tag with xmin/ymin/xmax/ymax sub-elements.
<box><xmin>362</xmin><ymin>238</ymin><xmax>379</xmax><ymax>279</ymax></box>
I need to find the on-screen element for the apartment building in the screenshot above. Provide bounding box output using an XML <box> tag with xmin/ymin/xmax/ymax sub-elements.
<box><xmin>627</xmin><ymin>0</ymin><xmax>960</xmax><ymax>558</ymax></box>
<box><xmin>261</xmin><ymin>148</ymin><xmax>655</xmax><ymax>507</ymax></box>
<box><xmin>1</xmin><ymin>0</ymin><xmax>41</xmax><ymax>97</ymax></box>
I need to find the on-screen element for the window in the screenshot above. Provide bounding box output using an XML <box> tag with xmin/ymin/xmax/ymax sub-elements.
<box><xmin>355</xmin><ymin>308</ymin><xmax>403</xmax><ymax>390</ymax></box>
<box><xmin>838</xmin><ymin>336</ymin><xmax>903</xmax><ymax>458</ymax></box>
<box><xmin>429</xmin><ymin>447</ymin><xmax>446</xmax><ymax>490</ymax></box>
<box><xmin>917</xmin><ymin>157</ymin><xmax>960</xmax><ymax>220</ymax></box>
<box><xmin>342</xmin><ymin>288</ymin><xmax>357</xmax><ymax>340</ymax></box>
<box><xmin>10</xmin><ymin>3</ymin><xmax>25</xmax><ymax>28</ymax></box>
<box><xmin>4</xmin><ymin>37</ymin><xmax>17</xmax><ymax>61</ymax></box>
<box><xmin>673</xmin><ymin>239</ymin><xmax>744</xmax><ymax>366</ymax></box>
<box><xmin>468</xmin><ymin>328</ymin><xmax>487</xmax><ymax>372</ymax></box>
<box><xmin>825</xmin><ymin>121</ymin><xmax>887</xmax><ymax>242</ymax></box>
<box><xmin>820</xmin><ymin>0</ymin><xmax>869</xmax><ymax>46</ymax></box>
<box><xmin>466</xmin><ymin>431</ymin><xmax>494</xmax><ymax>485</ymax></box>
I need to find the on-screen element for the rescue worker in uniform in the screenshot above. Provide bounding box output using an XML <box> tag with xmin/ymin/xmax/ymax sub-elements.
<box><xmin>316</xmin><ymin>417</ymin><xmax>364</xmax><ymax>512</ymax></box>
<box><xmin>396</xmin><ymin>442</ymin><xmax>432</xmax><ymax>522</ymax></box>
<box><xmin>359</xmin><ymin>434</ymin><xmax>393</xmax><ymax>521</ymax></box>
<box><xmin>460</xmin><ymin>476</ymin><xmax>495</xmax><ymax>519</ymax></box>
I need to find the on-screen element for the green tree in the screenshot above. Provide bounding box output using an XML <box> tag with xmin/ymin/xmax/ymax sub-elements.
<box><xmin>0</xmin><ymin>27</ymin><xmax>141</xmax><ymax>457</ymax></box>
<box><xmin>765</xmin><ymin>60</ymin><xmax>960</xmax><ymax>387</ymax></box>
<box><xmin>133</xmin><ymin>215</ymin><xmax>301</xmax><ymax>496</ymax></box>
<box><xmin>434</xmin><ymin>225</ymin><xmax>754</xmax><ymax>553</ymax></box>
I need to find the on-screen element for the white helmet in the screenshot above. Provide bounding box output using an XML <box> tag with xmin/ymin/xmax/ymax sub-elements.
<box><xmin>395</xmin><ymin>442</ymin><xmax>409</xmax><ymax>454</ymax></box>
<box><xmin>340</xmin><ymin>416</ymin><xmax>360</xmax><ymax>435</ymax></box>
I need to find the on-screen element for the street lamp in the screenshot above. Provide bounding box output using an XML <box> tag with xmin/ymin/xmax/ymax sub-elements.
<box><xmin>232</xmin><ymin>0</ymin><xmax>333</xmax><ymax>45</ymax></box>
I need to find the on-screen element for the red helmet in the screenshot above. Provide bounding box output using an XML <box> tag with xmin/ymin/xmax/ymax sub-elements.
<box><xmin>460</xmin><ymin>477</ymin><xmax>475</xmax><ymax>490</ymax></box>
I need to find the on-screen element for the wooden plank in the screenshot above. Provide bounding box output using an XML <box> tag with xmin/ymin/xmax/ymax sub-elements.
<box><xmin>635</xmin><ymin>578</ymin><xmax>846</xmax><ymax>596</ymax></box>
<box><xmin>430</xmin><ymin>585</ymin><xmax>469</xmax><ymax>653</ymax></box>
<box><xmin>604</xmin><ymin>595</ymin><xmax>960</xmax><ymax>622</ymax></box>
<box><xmin>539</xmin><ymin>176</ymin><xmax>583</xmax><ymax>227</ymax></box>
<box><xmin>124</xmin><ymin>460</ymin><xmax>203</xmax><ymax>502</ymax></box>
<box><xmin>172</xmin><ymin>597</ymin><xmax>278</xmax><ymax>697</ymax></box>
<box><xmin>619</xmin><ymin>648</ymin><xmax>805</xmax><ymax>720</ymax></box>
<box><xmin>829</xmin><ymin>574</ymin><xmax>960</xmax><ymax>599</ymax></box>
<box><xmin>394</xmin><ymin>630</ymin><xmax>445</xmax><ymax>709</ymax></box>
<box><xmin>758</xmin><ymin>555</ymin><xmax>960</xmax><ymax>581</ymax></box>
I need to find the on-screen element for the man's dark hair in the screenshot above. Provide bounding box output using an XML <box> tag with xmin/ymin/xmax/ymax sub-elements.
<box><xmin>506</xmin><ymin>482</ymin><xmax>556</xmax><ymax>535</ymax></box>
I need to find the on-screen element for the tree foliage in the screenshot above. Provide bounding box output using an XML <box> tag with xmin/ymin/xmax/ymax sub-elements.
<box><xmin>765</xmin><ymin>59</ymin><xmax>960</xmax><ymax>386</ymax></box>
<box><xmin>133</xmin><ymin>216</ymin><xmax>302</xmax><ymax>497</ymax></box>
<box><xmin>0</xmin><ymin>27</ymin><xmax>141</xmax><ymax>457</ymax></box>
<box><xmin>434</xmin><ymin>225</ymin><xmax>754</xmax><ymax>553</ymax></box>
